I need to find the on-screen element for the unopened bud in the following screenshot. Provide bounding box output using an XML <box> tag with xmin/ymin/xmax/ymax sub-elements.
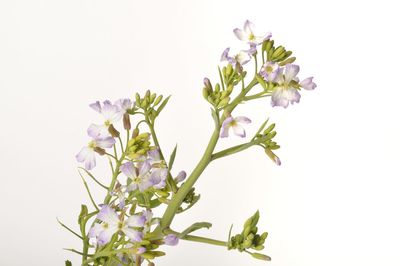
<box><xmin>251</xmin><ymin>252</ymin><xmax>271</xmax><ymax>261</ymax></box>
<box><xmin>174</xmin><ymin>170</ymin><xmax>187</xmax><ymax>183</ymax></box>
<box><xmin>132</xmin><ymin>128</ymin><xmax>139</xmax><ymax>138</ymax></box>
<box><xmin>265</xmin><ymin>148</ymin><xmax>281</xmax><ymax>166</ymax></box>
<box><xmin>203</xmin><ymin>77</ymin><xmax>212</xmax><ymax>89</ymax></box>
<box><xmin>148</xmin><ymin>263</ymin><xmax>155</xmax><ymax>266</ymax></box>
<box><xmin>279</xmin><ymin>57</ymin><xmax>296</xmax><ymax>66</ymax></box>
<box><xmin>154</xmin><ymin>95</ymin><xmax>163</xmax><ymax>106</ymax></box>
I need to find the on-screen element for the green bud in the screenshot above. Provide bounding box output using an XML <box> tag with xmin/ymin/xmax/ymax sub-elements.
<box><xmin>203</xmin><ymin>87</ymin><xmax>211</xmax><ymax>100</ymax></box>
<box><xmin>263</xmin><ymin>123</ymin><xmax>275</xmax><ymax>134</ymax></box>
<box><xmin>247</xmin><ymin>233</ymin><xmax>254</xmax><ymax>240</ymax></box>
<box><xmin>135</xmin><ymin>93</ymin><xmax>141</xmax><ymax>105</ymax></box>
<box><xmin>145</xmin><ymin>90</ymin><xmax>151</xmax><ymax>99</ymax></box>
<box><xmin>278</xmin><ymin>50</ymin><xmax>292</xmax><ymax>61</ymax></box>
<box><xmin>132</xmin><ymin>128</ymin><xmax>139</xmax><ymax>138</ymax></box>
<box><xmin>261</xmin><ymin>232</ymin><xmax>268</xmax><ymax>240</ymax></box>
<box><xmin>253</xmin><ymin>245</ymin><xmax>265</xmax><ymax>251</ymax></box>
<box><xmin>279</xmin><ymin>57</ymin><xmax>296</xmax><ymax>66</ymax></box>
<box><xmin>150</xmin><ymin>93</ymin><xmax>157</xmax><ymax>103</ymax></box>
<box><xmin>227</xmin><ymin>84</ymin><xmax>233</xmax><ymax>93</ymax></box>
<box><xmin>242</xmin><ymin>239</ymin><xmax>252</xmax><ymax>249</ymax></box>
<box><xmin>141</xmin><ymin>98</ymin><xmax>149</xmax><ymax>109</ymax></box>
<box><xmin>154</xmin><ymin>95</ymin><xmax>163</xmax><ymax>106</ymax></box>
<box><xmin>226</xmin><ymin>64</ymin><xmax>233</xmax><ymax>76</ymax></box>
<box><xmin>251</xmin><ymin>252</ymin><xmax>271</xmax><ymax>261</ymax></box>
<box><xmin>215</xmin><ymin>83</ymin><xmax>220</xmax><ymax>93</ymax></box>
<box><xmin>264</xmin><ymin>40</ymin><xmax>274</xmax><ymax>53</ymax></box>
<box><xmin>267</xmin><ymin>131</ymin><xmax>277</xmax><ymax>139</ymax></box>
<box><xmin>243</xmin><ymin>227</ymin><xmax>252</xmax><ymax>237</ymax></box>
<box><xmin>217</xmin><ymin>97</ymin><xmax>230</xmax><ymax>108</ymax></box>
<box><xmin>271</xmin><ymin>46</ymin><xmax>285</xmax><ymax>59</ymax></box>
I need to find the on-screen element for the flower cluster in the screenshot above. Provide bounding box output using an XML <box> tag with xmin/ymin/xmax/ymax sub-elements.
<box><xmin>62</xmin><ymin>20</ymin><xmax>316</xmax><ymax>266</ymax></box>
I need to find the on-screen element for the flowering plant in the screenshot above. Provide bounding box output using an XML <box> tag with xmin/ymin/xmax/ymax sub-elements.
<box><xmin>60</xmin><ymin>20</ymin><xmax>316</xmax><ymax>266</ymax></box>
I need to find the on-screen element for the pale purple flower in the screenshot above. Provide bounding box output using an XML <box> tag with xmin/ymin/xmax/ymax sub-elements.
<box><xmin>89</xmin><ymin>100</ymin><xmax>123</xmax><ymax>138</ymax></box>
<box><xmin>76</xmin><ymin>127</ymin><xmax>115</xmax><ymax>170</ymax></box>
<box><xmin>300</xmin><ymin>77</ymin><xmax>317</xmax><ymax>90</ymax></box>
<box><xmin>260</xmin><ymin>61</ymin><xmax>280</xmax><ymax>82</ymax></box>
<box><xmin>121</xmin><ymin>162</ymin><xmax>153</xmax><ymax>192</ymax></box>
<box><xmin>114</xmin><ymin>98</ymin><xmax>133</xmax><ymax>113</ymax></box>
<box><xmin>147</xmin><ymin>149</ymin><xmax>163</xmax><ymax>165</ymax></box>
<box><xmin>220</xmin><ymin>116</ymin><xmax>251</xmax><ymax>138</ymax></box>
<box><xmin>88</xmin><ymin>205</ymin><xmax>145</xmax><ymax>245</ymax></box>
<box><xmin>233</xmin><ymin>20</ymin><xmax>271</xmax><ymax>45</ymax></box>
<box><xmin>271</xmin><ymin>64</ymin><xmax>301</xmax><ymax>108</ymax></box>
<box><xmin>221</xmin><ymin>47</ymin><xmax>251</xmax><ymax>66</ymax></box>
<box><xmin>148</xmin><ymin>168</ymin><xmax>168</xmax><ymax>189</ymax></box>
<box><xmin>164</xmin><ymin>234</ymin><xmax>179</xmax><ymax>246</ymax></box>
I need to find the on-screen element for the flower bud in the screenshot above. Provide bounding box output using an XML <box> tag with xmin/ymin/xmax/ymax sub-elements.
<box><xmin>148</xmin><ymin>263</ymin><xmax>155</xmax><ymax>266</ymax></box>
<box><xmin>132</xmin><ymin>128</ymin><xmax>139</xmax><ymax>138</ymax></box>
<box><xmin>154</xmin><ymin>95</ymin><xmax>163</xmax><ymax>106</ymax></box>
<box><xmin>265</xmin><ymin>148</ymin><xmax>281</xmax><ymax>166</ymax></box>
<box><xmin>279</xmin><ymin>57</ymin><xmax>296</xmax><ymax>66</ymax></box>
<box><xmin>174</xmin><ymin>170</ymin><xmax>187</xmax><ymax>183</ymax></box>
<box><xmin>251</xmin><ymin>252</ymin><xmax>271</xmax><ymax>261</ymax></box>
<box><xmin>203</xmin><ymin>77</ymin><xmax>212</xmax><ymax>89</ymax></box>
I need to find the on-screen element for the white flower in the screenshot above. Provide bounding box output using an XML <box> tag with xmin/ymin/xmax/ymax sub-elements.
<box><xmin>271</xmin><ymin>64</ymin><xmax>301</xmax><ymax>108</ymax></box>
<box><xmin>233</xmin><ymin>20</ymin><xmax>271</xmax><ymax>45</ymax></box>
<box><xmin>220</xmin><ymin>116</ymin><xmax>252</xmax><ymax>138</ymax></box>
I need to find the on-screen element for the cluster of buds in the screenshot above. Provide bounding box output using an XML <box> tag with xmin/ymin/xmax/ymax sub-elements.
<box><xmin>262</xmin><ymin>40</ymin><xmax>296</xmax><ymax>66</ymax></box>
<box><xmin>126</xmin><ymin>130</ymin><xmax>152</xmax><ymax>159</ymax></box>
<box><xmin>202</xmin><ymin>77</ymin><xmax>233</xmax><ymax>109</ymax></box>
<box><xmin>228</xmin><ymin>211</ymin><xmax>270</xmax><ymax>261</ymax></box>
<box><xmin>134</xmin><ymin>90</ymin><xmax>169</xmax><ymax>123</ymax></box>
<box><xmin>253</xmin><ymin>122</ymin><xmax>281</xmax><ymax>165</ymax></box>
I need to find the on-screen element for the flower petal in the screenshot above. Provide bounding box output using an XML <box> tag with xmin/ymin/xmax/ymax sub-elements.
<box><xmin>120</xmin><ymin>162</ymin><xmax>136</xmax><ymax>179</ymax></box>
<box><xmin>235</xmin><ymin>116</ymin><xmax>251</xmax><ymax>124</ymax></box>
<box><xmin>126</xmin><ymin>214</ymin><xmax>146</xmax><ymax>227</ymax></box>
<box><xmin>220</xmin><ymin>47</ymin><xmax>230</xmax><ymax>62</ymax></box>
<box><xmin>89</xmin><ymin>101</ymin><xmax>101</xmax><ymax>113</ymax></box>
<box><xmin>122</xmin><ymin>228</ymin><xmax>143</xmax><ymax>242</ymax></box>
<box><xmin>97</xmin><ymin>205</ymin><xmax>119</xmax><ymax>225</ymax></box>
<box><xmin>87</xmin><ymin>124</ymin><xmax>109</xmax><ymax>139</ymax></box>
<box><xmin>233</xmin><ymin>28</ymin><xmax>247</xmax><ymax>41</ymax></box>
<box><xmin>284</xmin><ymin>64</ymin><xmax>300</xmax><ymax>82</ymax></box>
<box><xmin>244</xmin><ymin>20</ymin><xmax>254</xmax><ymax>35</ymax></box>
<box><xmin>95</xmin><ymin>137</ymin><xmax>116</xmax><ymax>149</ymax></box>
<box><xmin>88</xmin><ymin>223</ymin><xmax>103</xmax><ymax>238</ymax></box>
<box><xmin>232</xmin><ymin>124</ymin><xmax>246</xmax><ymax>138</ymax></box>
<box><xmin>97</xmin><ymin>225</ymin><xmax>118</xmax><ymax>246</ymax></box>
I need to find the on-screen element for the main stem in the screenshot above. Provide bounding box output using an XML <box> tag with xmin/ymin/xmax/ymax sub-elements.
<box><xmin>156</xmin><ymin>77</ymin><xmax>258</xmax><ymax>235</ymax></box>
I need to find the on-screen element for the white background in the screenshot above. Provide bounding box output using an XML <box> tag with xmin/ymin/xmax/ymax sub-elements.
<box><xmin>1</xmin><ymin>0</ymin><xmax>399</xmax><ymax>265</ymax></box>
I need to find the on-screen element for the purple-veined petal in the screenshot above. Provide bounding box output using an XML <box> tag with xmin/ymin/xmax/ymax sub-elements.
<box><xmin>126</xmin><ymin>183</ymin><xmax>138</xmax><ymax>192</ymax></box>
<box><xmin>97</xmin><ymin>205</ymin><xmax>119</xmax><ymax>225</ymax></box>
<box><xmin>138</xmin><ymin>178</ymin><xmax>153</xmax><ymax>192</ymax></box>
<box><xmin>164</xmin><ymin>234</ymin><xmax>179</xmax><ymax>246</ymax></box>
<box><xmin>243</xmin><ymin>20</ymin><xmax>254</xmax><ymax>35</ymax></box>
<box><xmin>300</xmin><ymin>77</ymin><xmax>317</xmax><ymax>90</ymax></box>
<box><xmin>149</xmin><ymin>168</ymin><xmax>168</xmax><ymax>189</ymax></box>
<box><xmin>76</xmin><ymin>147</ymin><xmax>96</xmax><ymax>170</ymax></box>
<box><xmin>136</xmin><ymin>247</ymin><xmax>146</xmax><ymax>254</ymax></box>
<box><xmin>126</xmin><ymin>214</ymin><xmax>146</xmax><ymax>227</ymax></box>
<box><xmin>120</xmin><ymin>162</ymin><xmax>136</xmax><ymax>179</ymax></box>
<box><xmin>115</xmin><ymin>98</ymin><xmax>132</xmax><ymax>111</ymax></box>
<box><xmin>122</xmin><ymin>228</ymin><xmax>144</xmax><ymax>242</ymax></box>
<box><xmin>95</xmin><ymin>137</ymin><xmax>116</xmax><ymax>149</ymax></box>
<box><xmin>235</xmin><ymin>51</ymin><xmax>251</xmax><ymax>65</ymax></box>
<box><xmin>88</xmin><ymin>223</ymin><xmax>103</xmax><ymax>238</ymax></box>
<box><xmin>284</xmin><ymin>64</ymin><xmax>300</xmax><ymax>82</ymax></box>
<box><xmin>138</xmin><ymin>161</ymin><xmax>151</xmax><ymax>176</ymax></box>
<box><xmin>220</xmin><ymin>48</ymin><xmax>231</xmax><ymax>62</ymax></box>
<box><xmin>87</xmin><ymin>124</ymin><xmax>109</xmax><ymax>139</ymax></box>
<box><xmin>232</xmin><ymin>124</ymin><xmax>246</xmax><ymax>138</ymax></box>
<box><xmin>102</xmin><ymin>101</ymin><xmax>122</xmax><ymax>123</ymax></box>
<box><xmin>235</xmin><ymin>116</ymin><xmax>251</xmax><ymax>124</ymax></box>
<box><xmin>233</xmin><ymin>28</ymin><xmax>247</xmax><ymax>41</ymax></box>
<box><xmin>89</xmin><ymin>101</ymin><xmax>102</xmax><ymax>113</ymax></box>
<box><xmin>97</xmin><ymin>225</ymin><xmax>118</xmax><ymax>246</ymax></box>
<box><xmin>271</xmin><ymin>87</ymin><xmax>301</xmax><ymax>108</ymax></box>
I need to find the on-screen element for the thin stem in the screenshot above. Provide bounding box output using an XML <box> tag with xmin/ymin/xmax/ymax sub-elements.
<box><xmin>78</xmin><ymin>167</ymin><xmax>108</xmax><ymax>189</ymax></box>
<box><xmin>211</xmin><ymin>139</ymin><xmax>264</xmax><ymax>161</ymax></box>
<box><xmin>182</xmin><ymin>234</ymin><xmax>228</xmax><ymax>247</ymax></box>
<box><xmin>57</xmin><ymin>218</ymin><xmax>83</xmax><ymax>240</ymax></box>
<box><xmin>78</xmin><ymin>171</ymin><xmax>99</xmax><ymax>211</ymax></box>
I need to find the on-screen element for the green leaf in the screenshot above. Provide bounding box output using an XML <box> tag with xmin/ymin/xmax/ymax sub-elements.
<box><xmin>78</xmin><ymin>204</ymin><xmax>88</xmax><ymax>225</ymax></box>
<box><xmin>65</xmin><ymin>260</ymin><xmax>72</xmax><ymax>266</ymax></box>
<box><xmin>255</xmin><ymin>74</ymin><xmax>267</xmax><ymax>90</ymax></box>
<box><xmin>179</xmin><ymin>222</ymin><xmax>212</xmax><ymax>238</ymax></box>
<box><xmin>168</xmin><ymin>144</ymin><xmax>178</xmax><ymax>170</ymax></box>
<box><xmin>155</xmin><ymin>95</ymin><xmax>171</xmax><ymax>116</ymax></box>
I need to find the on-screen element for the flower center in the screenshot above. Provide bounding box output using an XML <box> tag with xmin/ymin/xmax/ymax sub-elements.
<box><xmin>102</xmin><ymin>223</ymin><xmax>109</xmax><ymax>229</ymax></box>
<box><xmin>266</xmin><ymin>65</ymin><xmax>274</xmax><ymax>73</ymax></box>
<box><xmin>248</xmin><ymin>33</ymin><xmax>255</xmax><ymax>41</ymax></box>
<box><xmin>88</xmin><ymin>140</ymin><xmax>97</xmax><ymax>149</ymax></box>
<box><xmin>133</xmin><ymin>177</ymin><xmax>141</xmax><ymax>184</ymax></box>
<box><xmin>105</xmin><ymin>120</ymin><xmax>111</xmax><ymax>127</ymax></box>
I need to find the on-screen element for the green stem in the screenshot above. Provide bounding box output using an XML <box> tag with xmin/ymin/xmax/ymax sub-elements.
<box><xmin>156</xmin><ymin>77</ymin><xmax>259</xmax><ymax>236</ymax></box>
<box><xmin>182</xmin><ymin>234</ymin><xmax>227</xmax><ymax>247</ymax></box>
<box><xmin>211</xmin><ymin>138</ymin><xmax>265</xmax><ymax>161</ymax></box>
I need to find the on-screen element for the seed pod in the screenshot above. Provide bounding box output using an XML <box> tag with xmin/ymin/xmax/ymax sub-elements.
<box><xmin>94</xmin><ymin>147</ymin><xmax>106</xmax><ymax>155</ymax></box>
<box><xmin>108</xmin><ymin>124</ymin><xmax>120</xmax><ymax>138</ymax></box>
<box><xmin>123</xmin><ymin>113</ymin><xmax>131</xmax><ymax>130</ymax></box>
